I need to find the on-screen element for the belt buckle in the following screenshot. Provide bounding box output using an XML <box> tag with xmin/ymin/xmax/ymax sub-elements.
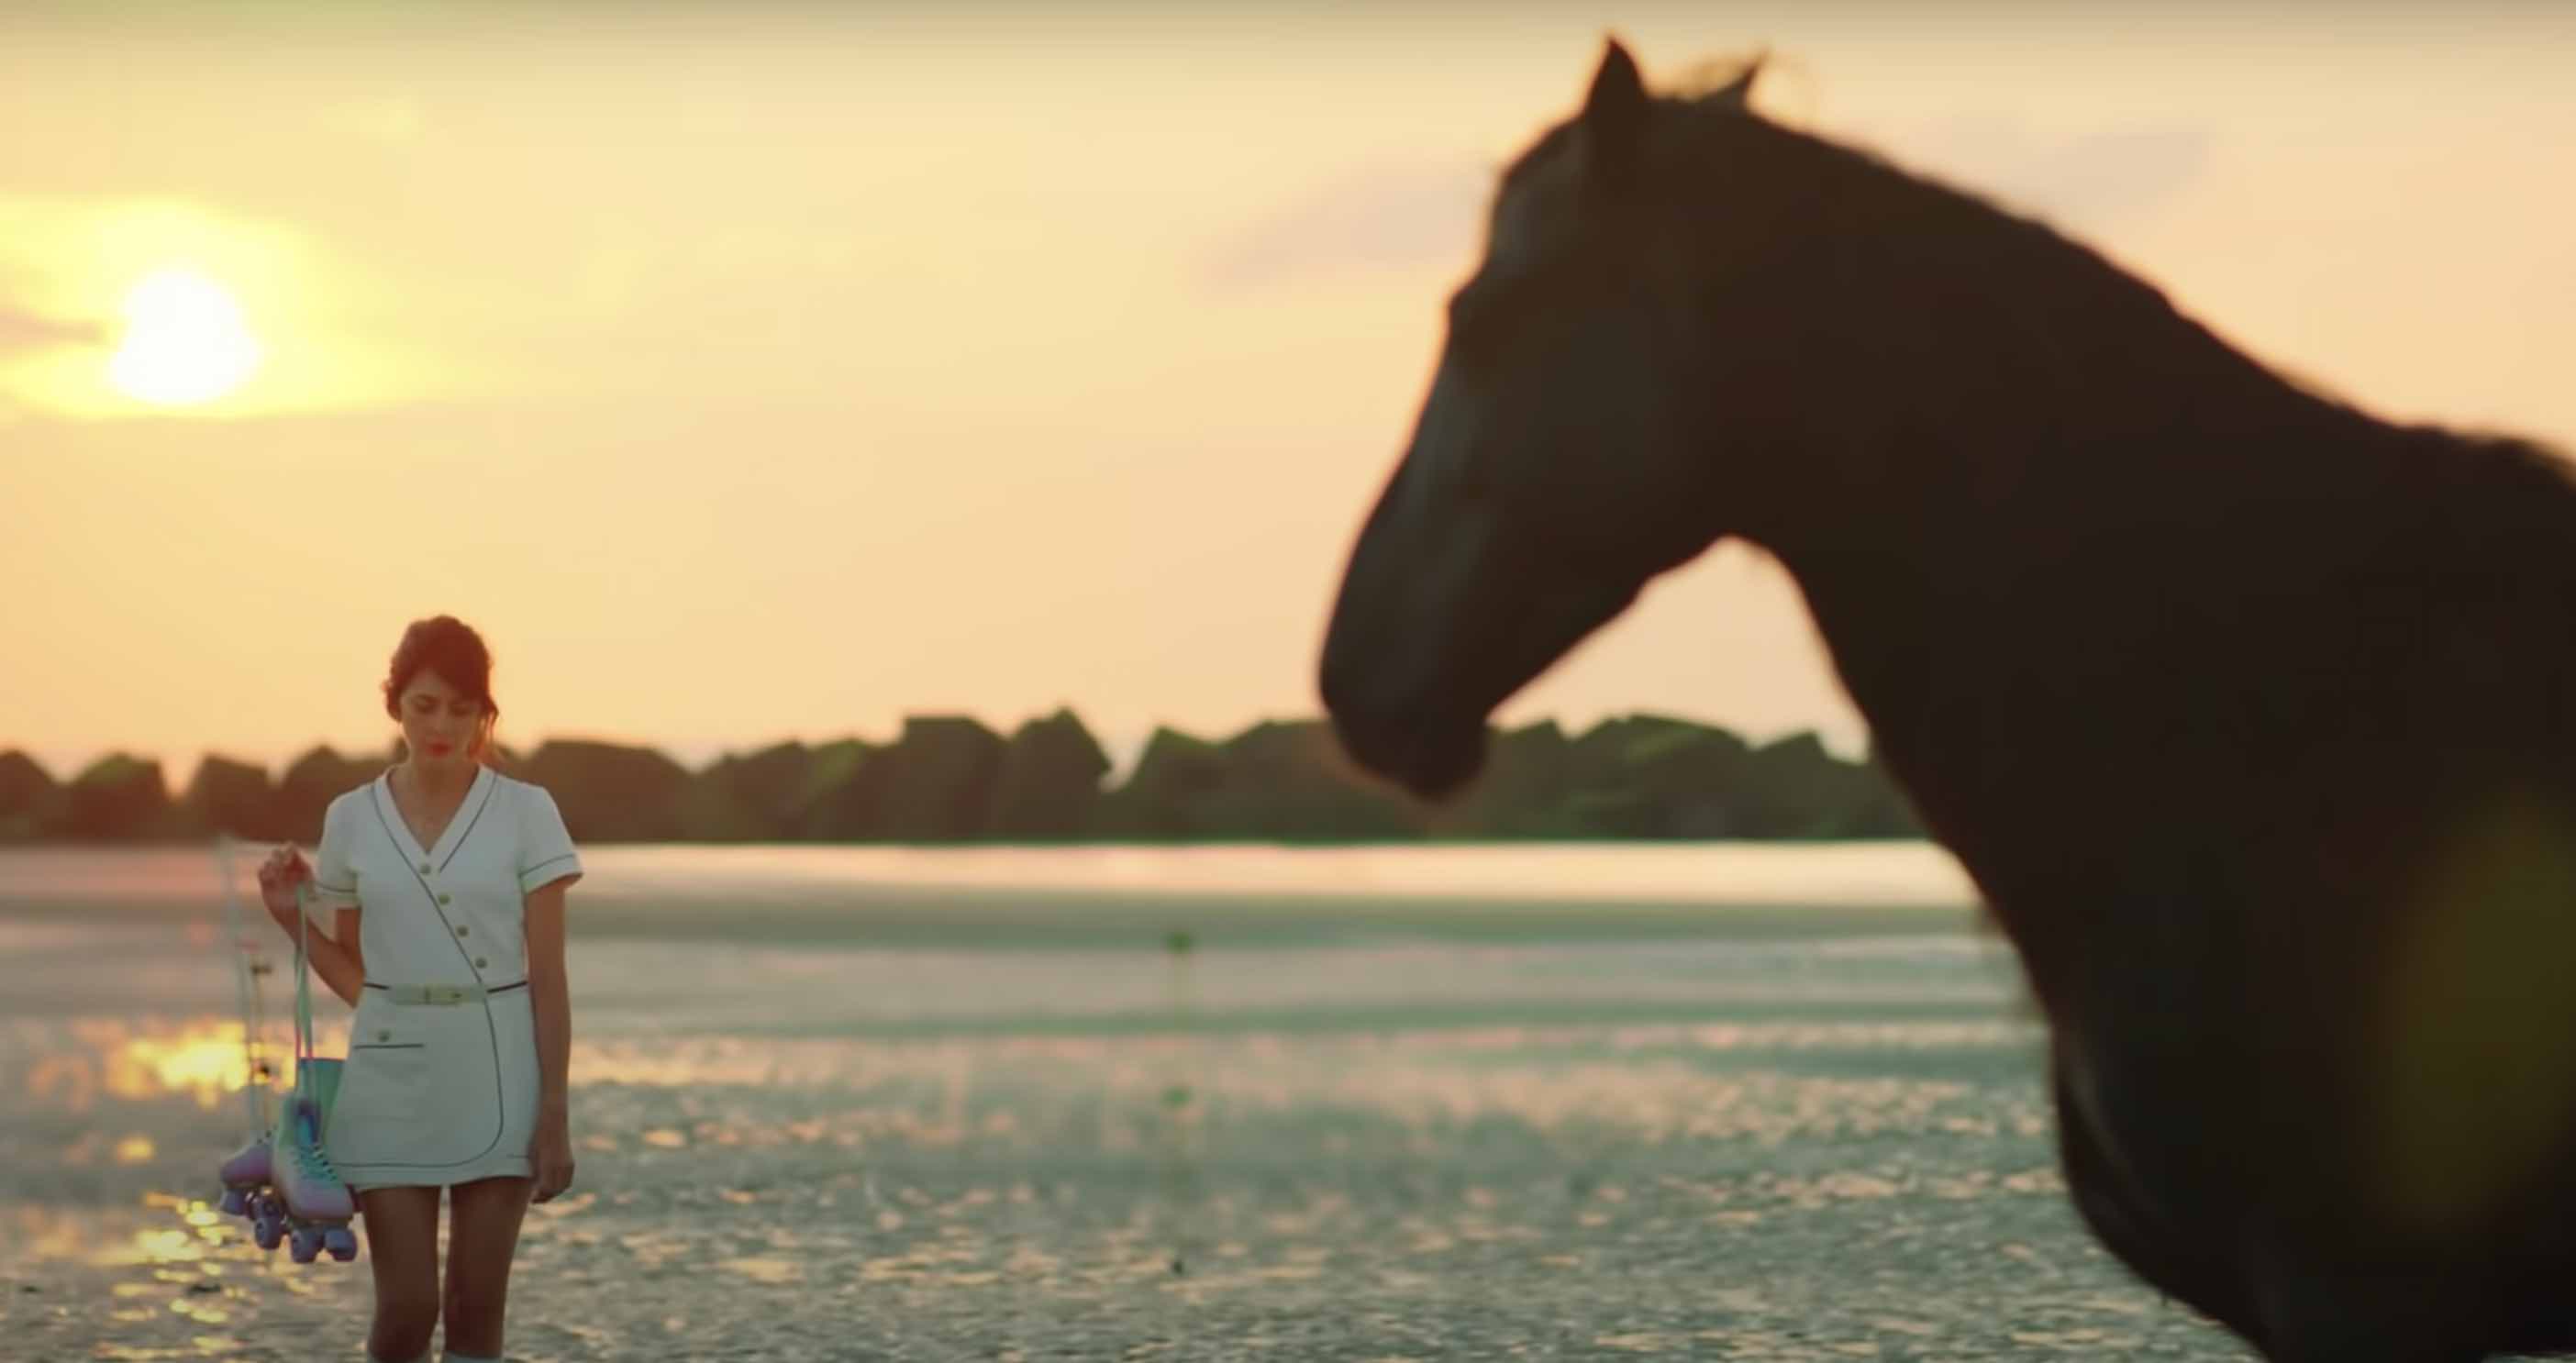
<box><xmin>427</xmin><ymin>984</ymin><xmax>468</xmax><ymax>1005</ymax></box>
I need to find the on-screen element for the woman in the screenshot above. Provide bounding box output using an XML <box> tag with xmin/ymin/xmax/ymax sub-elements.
<box><xmin>258</xmin><ymin>615</ymin><xmax>581</xmax><ymax>1363</ymax></box>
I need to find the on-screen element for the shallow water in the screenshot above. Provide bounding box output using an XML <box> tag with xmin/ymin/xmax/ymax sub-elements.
<box><xmin>0</xmin><ymin>843</ymin><xmax>2260</xmax><ymax>1360</ymax></box>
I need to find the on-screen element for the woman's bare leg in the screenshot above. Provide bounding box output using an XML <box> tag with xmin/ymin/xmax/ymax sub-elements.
<box><xmin>358</xmin><ymin>1187</ymin><xmax>442</xmax><ymax>1361</ymax></box>
<box><xmin>440</xmin><ymin>1175</ymin><xmax>535</xmax><ymax>1359</ymax></box>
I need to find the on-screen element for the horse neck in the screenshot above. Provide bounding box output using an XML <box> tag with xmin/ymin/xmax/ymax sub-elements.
<box><xmin>1736</xmin><ymin>159</ymin><xmax>2390</xmax><ymax>616</ymax></box>
<box><xmin>1720</xmin><ymin>177</ymin><xmax>2403</xmax><ymax>954</ymax></box>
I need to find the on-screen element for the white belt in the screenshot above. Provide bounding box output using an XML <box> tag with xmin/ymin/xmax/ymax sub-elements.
<box><xmin>366</xmin><ymin>981</ymin><xmax>526</xmax><ymax>1005</ymax></box>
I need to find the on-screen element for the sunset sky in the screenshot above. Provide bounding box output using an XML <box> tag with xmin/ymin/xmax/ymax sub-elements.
<box><xmin>4</xmin><ymin>2</ymin><xmax>2571</xmax><ymax>785</ymax></box>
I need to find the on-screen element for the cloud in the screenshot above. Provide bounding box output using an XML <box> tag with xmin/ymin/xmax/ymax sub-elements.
<box><xmin>0</xmin><ymin>305</ymin><xmax>106</xmax><ymax>351</ymax></box>
<box><xmin>1889</xmin><ymin>116</ymin><xmax>2213</xmax><ymax>228</ymax></box>
<box><xmin>1205</xmin><ymin>159</ymin><xmax>1493</xmax><ymax>291</ymax></box>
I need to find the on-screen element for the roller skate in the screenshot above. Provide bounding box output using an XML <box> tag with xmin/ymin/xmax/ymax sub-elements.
<box><xmin>269</xmin><ymin>1058</ymin><xmax>357</xmax><ymax>1263</ymax></box>
<box><xmin>216</xmin><ymin>1131</ymin><xmax>271</xmax><ymax>1221</ymax></box>
<box><xmin>215</xmin><ymin>837</ymin><xmax>288</xmax><ymax>1239</ymax></box>
<box><xmin>212</xmin><ymin>855</ymin><xmax>361</xmax><ymax>1264</ymax></box>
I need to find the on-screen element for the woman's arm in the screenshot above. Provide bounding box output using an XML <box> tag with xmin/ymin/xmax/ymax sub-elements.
<box><xmin>301</xmin><ymin>906</ymin><xmax>367</xmax><ymax>1008</ymax></box>
<box><xmin>260</xmin><ymin>847</ymin><xmax>365</xmax><ymax>1007</ymax></box>
<box><xmin>525</xmin><ymin>882</ymin><xmax>572</xmax><ymax>1107</ymax></box>
<box><xmin>525</xmin><ymin>879</ymin><xmax>576</xmax><ymax>1201</ymax></box>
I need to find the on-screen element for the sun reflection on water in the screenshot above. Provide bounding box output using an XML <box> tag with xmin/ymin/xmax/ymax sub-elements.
<box><xmin>18</xmin><ymin>1016</ymin><xmax>354</xmax><ymax>1114</ymax></box>
<box><xmin>28</xmin><ymin>1021</ymin><xmax>246</xmax><ymax>1113</ymax></box>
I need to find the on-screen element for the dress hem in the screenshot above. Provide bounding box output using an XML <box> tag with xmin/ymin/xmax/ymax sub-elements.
<box><xmin>346</xmin><ymin>1157</ymin><xmax>533</xmax><ymax>1192</ymax></box>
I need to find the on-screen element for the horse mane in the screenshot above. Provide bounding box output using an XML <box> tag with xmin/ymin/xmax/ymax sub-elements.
<box><xmin>1682</xmin><ymin>81</ymin><xmax>2420</xmax><ymax>465</ymax></box>
<box><xmin>1501</xmin><ymin>45</ymin><xmax>2574</xmax><ymax>501</ymax></box>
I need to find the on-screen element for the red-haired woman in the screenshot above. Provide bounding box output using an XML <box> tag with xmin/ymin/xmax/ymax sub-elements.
<box><xmin>258</xmin><ymin>615</ymin><xmax>581</xmax><ymax>1363</ymax></box>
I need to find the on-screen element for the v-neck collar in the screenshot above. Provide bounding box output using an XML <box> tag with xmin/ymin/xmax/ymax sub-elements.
<box><xmin>375</xmin><ymin>764</ymin><xmax>495</xmax><ymax>873</ymax></box>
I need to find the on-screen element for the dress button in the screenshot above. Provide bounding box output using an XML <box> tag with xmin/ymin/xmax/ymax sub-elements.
<box><xmin>375</xmin><ymin>1029</ymin><xmax>391</xmax><ymax>1042</ymax></box>
<box><xmin>474</xmin><ymin>957</ymin><xmax>488</xmax><ymax>969</ymax></box>
<box><xmin>438</xmin><ymin>893</ymin><xmax>452</xmax><ymax>905</ymax></box>
<box><xmin>456</xmin><ymin>925</ymin><xmax>471</xmax><ymax>938</ymax></box>
<box><xmin>418</xmin><ymin>861</ymin><xmax>432</xmax><ymax>874</ymax></box>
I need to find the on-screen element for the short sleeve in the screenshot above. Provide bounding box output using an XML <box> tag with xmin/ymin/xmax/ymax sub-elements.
<box><xmin>518</xmin><ymin>786</ymin><xmax>583</xmax><ymax>895</ymax></box>
<box><xmin>306</xmin><ymin>794</ymin><xmax>361</xmax><ymax>927</ymax></box>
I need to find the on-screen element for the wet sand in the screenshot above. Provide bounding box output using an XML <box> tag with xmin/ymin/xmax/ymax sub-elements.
<box><xmin>0</xmin><ymin>845</ymin><xmax>2259</xmax><ymax>1360</ymax></box>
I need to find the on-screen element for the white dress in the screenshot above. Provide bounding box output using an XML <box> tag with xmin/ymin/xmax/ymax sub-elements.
<box><xmin>306</xmin><ymin>765</ymin><xmax>582</xmax><ymax>1191</ymax></box>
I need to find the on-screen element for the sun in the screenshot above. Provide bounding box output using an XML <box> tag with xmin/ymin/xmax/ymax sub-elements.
<box><xmin>106</xmin><ymin>268</ymin><xmax>264</xmax><ymax>405</ymax></box>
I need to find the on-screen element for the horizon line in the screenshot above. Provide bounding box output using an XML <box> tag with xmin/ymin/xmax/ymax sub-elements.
<box><xmin>5</xmin><ymin>705</ymin><xmax>1877</xmax><ymax>787</ymax></box>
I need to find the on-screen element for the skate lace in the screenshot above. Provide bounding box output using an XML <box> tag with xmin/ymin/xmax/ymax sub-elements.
<box><xmin>291</xmin><ymin>1138</ymin><xmax>338</xmax><ymax>1181</ymax></box>
<box><xmin>285</xmin><ymin>1110</ymin><xmax>339</xmax><ymax>1183</ymax></box>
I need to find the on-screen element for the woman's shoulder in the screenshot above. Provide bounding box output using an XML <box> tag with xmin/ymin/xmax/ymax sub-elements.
<box><xmin>485</xmin><ymin>770</ymin><xmax>577</xmax><ymax>857</ymax></box>
<box><xmin>322</xmin><ymin>776</ymin><xmax>383</xmax><ymax>820</ymax></box>
<box><xmin>487</xmin><ymin>770</ymin><xmax>563</xmax><ymax>809</ymax></box>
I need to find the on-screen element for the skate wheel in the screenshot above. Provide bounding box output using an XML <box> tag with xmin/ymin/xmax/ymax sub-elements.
<box><xmin>218</xmin><ymin>1188</ymin><xmax>247</xmax><ymax>1216</ymax></box>
<box><xmin>253</xmin><ymin>1216</ymin><xmax>283</xmax><ymax>1251</ymax></box>
<box><xmin>327</xmin><ymin>1226</ymin><xmax>358</xmax><ymax>1261</ymax></box>
<box><xmin>290</xmin><ymin>1227</ymin><xmax>321</xmax><ymax>1263</ymax></box>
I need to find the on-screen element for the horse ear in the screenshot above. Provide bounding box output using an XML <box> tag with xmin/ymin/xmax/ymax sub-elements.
<box><xmin>1707</xmin><ymin>53</ymin><xmax>1762</xmax><ymax>111</ymax></box>
<box><xmin>1582</xmin><ymin>37</ymin><xmax>1651</xmax><ymax>176</ymax></box>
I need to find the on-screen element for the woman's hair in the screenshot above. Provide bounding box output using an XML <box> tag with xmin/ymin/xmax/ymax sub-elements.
<box><xmin>382</xmin><ymin>615</ymin><xmax>502</xmax><ymax>761</ymax></box>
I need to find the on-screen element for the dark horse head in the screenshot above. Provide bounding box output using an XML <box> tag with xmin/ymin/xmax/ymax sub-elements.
<box><xmin>1319</xmin><ymin>42</ymin><xmax>1793</xmax><ymax>795</ymax></box>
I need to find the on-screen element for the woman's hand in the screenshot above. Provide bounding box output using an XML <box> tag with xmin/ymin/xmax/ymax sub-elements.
<box><xmin>531</xmin><ymin>1109</ymin><xmax>576</xmax><ymax>1202</ymax></box>
<box><xmin>256</xmin><ymin>845</ymin><xmax>311</xmax><ymax>936</ymax></box>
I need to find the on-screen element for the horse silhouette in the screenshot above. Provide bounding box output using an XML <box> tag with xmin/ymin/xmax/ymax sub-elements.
<box><xmin>1319</xmin><ymin>38</ymin><xmax>2576</xmax><ymax>1363</ymax></box>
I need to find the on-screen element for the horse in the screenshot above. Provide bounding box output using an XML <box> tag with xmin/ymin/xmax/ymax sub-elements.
<box><xmin>1318</xmin><ymin>38</ymin><xmax>2576</xmax><ymax>1363</ymax></box>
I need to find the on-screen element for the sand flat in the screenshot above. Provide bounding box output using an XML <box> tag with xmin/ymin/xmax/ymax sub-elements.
<box><xmin>0</xmin><ymin>844</ymin><xmax>2271</xmax><ymax>1361</ymax></box>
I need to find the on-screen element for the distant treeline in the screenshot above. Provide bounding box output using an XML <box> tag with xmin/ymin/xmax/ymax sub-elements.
<box><xmin>0</xmin><ymin>710</ymin><xmax>1926</xmax><ymax>846</ymax></box>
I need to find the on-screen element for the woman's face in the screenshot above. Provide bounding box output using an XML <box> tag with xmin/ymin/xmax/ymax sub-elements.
<box><xmin>394</xmin><ymin>669</ymin><xmax>489</xmax><ymax>772</ymax></box>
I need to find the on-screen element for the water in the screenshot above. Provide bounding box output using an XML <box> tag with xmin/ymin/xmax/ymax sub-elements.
<box><xmin>0</xmin><ymin>843</ymin><xmax>2254</xmax><ymax>1360</ymax></box>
